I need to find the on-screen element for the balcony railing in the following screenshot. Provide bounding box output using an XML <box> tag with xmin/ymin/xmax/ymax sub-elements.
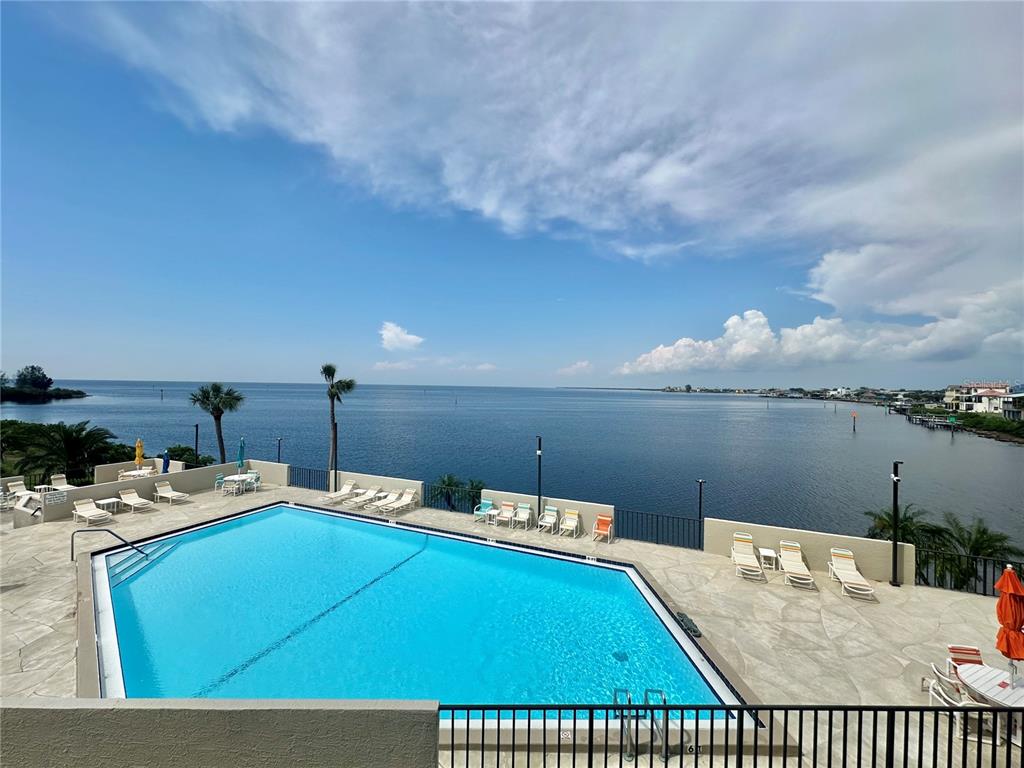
<box><xmin>615</xmin><ymin>508</ymin><xmax>703</xmax><ymax>550</ymax></box>
<box><xmin>288</xmin><ymin>466</ymin><xmax>329</xmax><ymax>492</ymax></box>
<box><xmin>421</xmin><ymin>483</ymin><xmax>483</xmax><ymax>515</ymax></box>
<box><xmin>915</xmin><ymin>549</ymin><xmax>1024</xmax><ymax>597</ymax></box>
<box><xmin>439</xmin><ymin>704</ymin><xmax>1021</xmax><ymax>766</ymax></box>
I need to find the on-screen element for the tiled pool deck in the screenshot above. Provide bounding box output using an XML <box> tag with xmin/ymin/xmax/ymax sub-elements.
<box><xmin>0</xmin><ymin>487</ymin><xmax>1000</xmax><ymax>706</ymax></box>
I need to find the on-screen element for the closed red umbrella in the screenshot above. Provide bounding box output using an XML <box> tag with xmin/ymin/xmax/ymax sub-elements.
<box><xmin>994</xmin><ymin>565</ymin><xmax>1024</xmax><ymax>688</ymax></box>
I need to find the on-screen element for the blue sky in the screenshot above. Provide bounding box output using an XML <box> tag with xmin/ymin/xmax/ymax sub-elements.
<box><xmin>2</xmin><ymin>3</ymin><xmax>1021</xmax><ymax>389</ymax></box>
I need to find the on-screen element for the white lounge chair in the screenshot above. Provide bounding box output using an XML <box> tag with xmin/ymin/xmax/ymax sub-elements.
<box><xmin>366</xmin><ymin>489</ymin><xmax>401</xmax><ymax>513</ymax></box>
<box><xmin>245</xmin><ymin>471</ymin><xmax>261</xmax><ymax>491</ymax></box>
<box><xmin>153</xmin><ymin>481</ymin><xmax>190</xmax><ymax>505</ymax></box>
<box><xmin>779</xmin><ymin>540</ymin><xmax>815</xmax><ymax>588</ymax></box>
<box><xmin>73</xmin><ymin>499</ymin><xmax>112</xmax><ymax>526</ymax></box>
<box><xmin>495</xmin><ymin>501</ymin><xmax>516</xmax><ymax>527</ymax></box>
<box><xmin>828</xmin><ymin>547</ymin><xmax>875</xmax><ymax>598</ymax></box>
<box><xmin>537</xmin><ymin>505</ymin><xmax>559</xmax><ymax>533</ymax></box>
<box><xmin>5</xmin><ymin>481</ymin><xmax>35</xmax><ymax>499</ymax></box>
<box><xmin>559</xmin><ymin>509</ymin><xmax>581</xmax><ymax>537</ymax></box>
<box><xmin>119</xmin><ymin>489</ymin><xmax>154</xmax><ymax>513</ymax></box>
<box><xmin>346</xmin><ymin>485</ymin><xmax>382</xmax><ymax>509</ymax></box>
<box><xmin>320</xmin><ymin>481</ymin><xmax>358</xmax><ymax>505</ymax></box>
<box><xmin>381</xmin><ymin>488</ymin><xmax>418</xmax><ymax>516</ymax></box>
<box><xmin>928</xmin><ymin>680</ymin><xmax>1003</xmax><ymax>743</ymax></box>
<box><xmin>49</xmin><ymin>474</ymin><xmax>77</xmax><ymax>491</ymax></box>
<box><xmin>473</xmin><ymin>498</ymin><xmax>494</xmax><ymax>523</ymax></box>
<box><xmin>511</xmin><ymin>503</ymin><xmax>533</xmax><ymax>530</ymax></box>
<box><xmin>731</xmin><ymin>532</ymin><xmax>765</xmax><ymax>580</ymax></box>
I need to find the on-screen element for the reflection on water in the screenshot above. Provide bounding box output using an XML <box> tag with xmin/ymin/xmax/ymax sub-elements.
<box><xmin>5</xmin><ymin>381</ymin><xmax>1021</xmax><ymax>541</ymax></box>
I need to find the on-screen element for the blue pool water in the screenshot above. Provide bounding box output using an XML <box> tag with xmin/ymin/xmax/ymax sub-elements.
<box><xmin>98</xmin><ymin>504</ymin><xmax>731</xmax><ymax>706</ymax></box>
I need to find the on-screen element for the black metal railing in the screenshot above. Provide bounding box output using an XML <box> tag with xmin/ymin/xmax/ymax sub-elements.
<box><xmin>439</xmin><ymin>704</ymin><xmax>1021</xmax><ymax>767</ymax></box>
<box><xmin>288</xmin><ymin>466</ymin><xmax>328</xmax><ymax>492</ymax></box>
<box><xmin>422</xmin><ymin>483</ymin><xmax>483</xmax><ymax>515</ymax></box>
<box><xmin>916</xmin><ymin>549</ymin><xmax>1024</xmax><ymax>597</ymax></box>
<box><xmin>615</xmin><ymin>508</ymin><xmax>703</xmax><ymax>550</ymax></box>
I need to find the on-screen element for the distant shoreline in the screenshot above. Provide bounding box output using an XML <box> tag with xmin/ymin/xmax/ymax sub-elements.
<box><xmin>0</xmin><ymin>386</ymin><xmax>88</xmax><ymax>405</ymax></box>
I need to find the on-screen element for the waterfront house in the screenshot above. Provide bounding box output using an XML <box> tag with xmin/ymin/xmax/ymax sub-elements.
<box><xmin>1002</xmin><ymin>391</ymin><xmax>1024</xmax><ymax>421</ymax></box>
<box><xmin>942</xmin><ymin>381</ymin><xmax>1011</xmax><ymax>413</ymax></box>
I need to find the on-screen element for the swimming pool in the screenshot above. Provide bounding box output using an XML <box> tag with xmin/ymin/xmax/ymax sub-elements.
<box><xmin>92</xmin><ymin>503</ymin><xmax>740</xmax><ymax>708</ymax></box>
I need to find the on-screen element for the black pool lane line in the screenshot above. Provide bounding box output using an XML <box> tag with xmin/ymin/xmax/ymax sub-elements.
<box><xmin>193</xmin><ymin>536</ymin><xmax>429</xmax><ymax>697</ymax></box>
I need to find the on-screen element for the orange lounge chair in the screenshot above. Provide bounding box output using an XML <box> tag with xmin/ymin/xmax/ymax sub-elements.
<box><xmin>593</xmin><ymin>514</ymin><xmax>613</xmax><ymax>542</ymax></box>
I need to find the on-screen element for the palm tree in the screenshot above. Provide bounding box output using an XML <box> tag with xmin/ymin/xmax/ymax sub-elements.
<box><xmin>16</xmin><ymin>421</ymin><xmax>119</xmax><ymax>478</ymax></box>
<box><xmin>863</xmin><ymin>504</ymin><xmax>949</xmax><ymax>550</ymax></box>
<box><xmin>431</xmin><ymin>473</ymin><xmax>466</xmax><ymax>511</ymax></box>
<box><xmin>321</xmin><ymin>364</ymin><xmax>355</xmax><ymax>491</ymax></box>
<box><xmin>940</xmin><ymin>513</ymin><xmax>1024</xmax><ymax>589</ymax></box>
<box><xmin>189</xmin><ymin>383</ymin><xmax>244</xmax><ymax>463</ymax></box>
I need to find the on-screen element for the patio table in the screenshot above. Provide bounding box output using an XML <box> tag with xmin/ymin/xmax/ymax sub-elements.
<box><xmin>958</xmin><ymin>663</ymin><xmax>1023</xmax><ymax>745</ymax></box>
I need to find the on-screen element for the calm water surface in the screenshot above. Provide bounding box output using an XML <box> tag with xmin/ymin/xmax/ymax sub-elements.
<box><xmin>5</xmin><ymin>381</ymin><xmax>1022</xmax><ymax>541</ymax></box>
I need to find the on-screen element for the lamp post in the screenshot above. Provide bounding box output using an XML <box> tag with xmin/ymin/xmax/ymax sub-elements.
<box><xmin>890</xmin><ymin>460</ymin><xmax>904</xmax><ymax>587</ymax></box>
<box><xmin>193</xmin><ymin>424</ymin><xmax>199</xmax><ymax>465</ymax></box>
<box><xmin>696</xmin><ymin>479</ymin><xmax>706</xmax><ymax>548</ymax></box>
<box><xmin>536</xmin><ymin>436</ymin><xmax>543</xmax><ymax>516</ymax></box>
<box><xmin>276</xmin><ymin>437</ymin><xmax>283</xmax><ymax>464</ymax></box>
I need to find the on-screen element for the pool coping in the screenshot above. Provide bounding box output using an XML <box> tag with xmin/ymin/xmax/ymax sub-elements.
<box><xmin>76</xmin><ymin>499</ymin><xmax>761</xmax><ymax>709</ymax></box>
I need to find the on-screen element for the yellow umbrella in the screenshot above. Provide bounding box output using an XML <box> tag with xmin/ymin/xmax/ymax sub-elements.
<box><xmin>135</xmin><ymin>438</ymin><xmax>144</xmax><ymax>468</ymax></box>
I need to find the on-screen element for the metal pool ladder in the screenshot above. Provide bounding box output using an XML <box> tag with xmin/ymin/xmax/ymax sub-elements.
<box><xmin>613</xmin><ymin>688</ymin><xmax>637</xmax><ymax>762</ymax></box>
<box><xmin>644</xmin><ymin>688</ymin><xmax>670</xmax><ymax>763</ymax></box>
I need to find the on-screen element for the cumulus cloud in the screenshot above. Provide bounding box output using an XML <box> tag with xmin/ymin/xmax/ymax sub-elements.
<box><xmin>379</xmin><ymin>321</ymin><xmax>424</xmax><ymax>351</ymax></box>
<box><xmin>618</xmin><ymin>287</ymin><xmax>1024</xmax><ymax>373</ymax></box>
<box><xmin>70</xmin><ymin>4</ymin><xmax>1023</xmax><ymax>368</ymax></box>
<box><xmin>557</xmin><ymin>360</ymin><xmax>594</xmax><ymax>376</ymax></box>
<box><xmin>456</xmin><ymin>362</ymin><xmax>497</xmax><ymax>372</ymax></box>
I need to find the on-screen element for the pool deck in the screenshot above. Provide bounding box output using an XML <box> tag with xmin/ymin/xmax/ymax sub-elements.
<box><xmin>0</xmin><ymin>487</ymin><xmax>1001</xmax><ymax>706</ymax></box>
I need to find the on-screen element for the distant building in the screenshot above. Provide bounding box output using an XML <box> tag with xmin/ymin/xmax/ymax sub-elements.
<box><xmin>943</xmin><ymin>381</ymin><xmax>1011</xmax><ymax>414</ymax></box>
<box><xmin>827</xmin><ymin>387</ymin><xmax>852</xmax><ymax>399</ymax></box>
<box><xmin>1002</xmin><ymin>392</ymin><xmax>1024</xmax><ymax>421</ymax></box>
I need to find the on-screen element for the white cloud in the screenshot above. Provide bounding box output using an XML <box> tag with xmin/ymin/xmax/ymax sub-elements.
<box><xmin>372</xmin><ymin>360</ymin><xmax>416</xmax><ymax>371</ymax></box>
<box><xmin>456</xmin><ymin>362</ymin><xmax>497</xmax><ymax>372</ymax></box>
<box><xmin>379</xmin><ymin>321</ymin><xmax>424</xmax><ymax>351</ymax></box>
<box><xmin>557</xmin><ymin>360</ymin><xmax>594</xmax><ymax>376</ymax></box>
<box><xmin>70</xmin><ymin>4</ymin><xmax>1023</xmax><ymax>368</ymax></box>
<box><xmin>618</xmin><ymin>288</ymin><xmax>1024</xmax><ymax>373</ymax></box>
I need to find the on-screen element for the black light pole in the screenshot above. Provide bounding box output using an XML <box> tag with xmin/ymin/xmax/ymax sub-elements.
<box><xmin>536</xmin><ymin>436</ymin><xmax>543</xmax><ymax>515</ymax></box>
<box><xmin>696</xmin><ymin>479</ymin><xmax>706</xmax><ymax>548</ymax></box>
<box><xmin>276</xmin><ymin>437</ymin><xmax>283</xmax><ymax>463</ymax></box>
<box><xmin>193</xmin><ymin>424</ymin><xmax>199</xmax><ymax>464</ymax></box>
<box><xmin>890</xmin><ymin>460</ymin><xmax>904</xmax><ymax>587</ymax></box>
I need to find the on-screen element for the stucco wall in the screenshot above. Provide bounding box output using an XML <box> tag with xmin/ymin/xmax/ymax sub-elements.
<box><xmin>480</xmin><ymin>488</ymin><xmax>613</xmax><ymax>536</ymax></box>
<box><xmin>703</xmin><ymin>517</ymin><xmax>915</xmax><ymax>584</ymax></box>
<box><xmin>331</xmin><ymin>470</ymin><xmax>423</xmax><ymax>501</ymax></box>
<box><xmin>42</xmin><ymin>462</ymin><xmax>243</xmax><ymax>522</ymax></box>
<box><xmin>249</xmin><ymin>459</ymin><xmax>289</xmax><ymax>487</ymax></box>
<box><xmin>94</xmin><ymin>458</ymin><xmax>185</xmax><ymax>485</ymax></box>
<box><xmin>1</xmin><ymin>698</ymin><xmax>439</xmax><ymax>768</ymax></box>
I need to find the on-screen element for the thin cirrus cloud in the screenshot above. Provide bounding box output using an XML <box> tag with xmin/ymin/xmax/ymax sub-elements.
<box><xmin>71</xmin><ymin>3</ymin><xmax>1023</xmax><ymax>372</ymax></box>
<box><xmin>372</xmin><ymin>360</ymin><xmax>416</xmax><ymax>372</ymax></box>
<box><xmin>557</xmin><ymin>361</ymin><xmax>593</xmax><ymax>376</ymax></box>
<box><xmin>379</xmin><ymin>321</ymin><xmax>424</xmax><ymax>352</ymax></box>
